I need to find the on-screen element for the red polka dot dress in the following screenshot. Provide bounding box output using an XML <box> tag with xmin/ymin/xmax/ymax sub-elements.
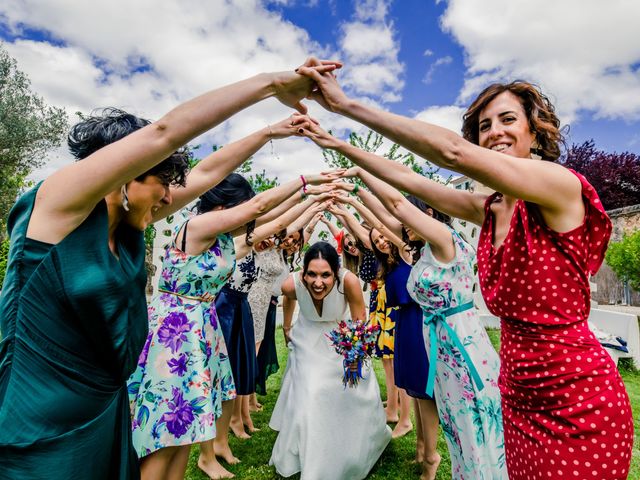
<box><xmin>477</xmin><ymin>170</ymin><xmax>633</xmax><ymax>479</ymax></box>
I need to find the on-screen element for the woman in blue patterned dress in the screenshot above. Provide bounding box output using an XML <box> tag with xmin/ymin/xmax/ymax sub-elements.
<box><xmin>128</xmin><ymin>169</ymin><xmax>338</xmax><ymax>480</ymax></box>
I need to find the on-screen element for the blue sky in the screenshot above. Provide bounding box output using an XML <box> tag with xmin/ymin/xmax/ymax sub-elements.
<box><xmin>1</xmin><ymin>0</ymin><xmax>639</xmax><ymax>181</ymax></box>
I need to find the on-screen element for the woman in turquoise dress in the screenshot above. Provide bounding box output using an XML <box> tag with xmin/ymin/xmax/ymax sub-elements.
<box><xmin>128</xmin><ymin>174</ymin><xmax>337</xmax><ymax>480</ymax></box>
<box><xmin>0</xmin><ymin>58</ymin><xmax>341</xmax><ymax>480</ymax></box>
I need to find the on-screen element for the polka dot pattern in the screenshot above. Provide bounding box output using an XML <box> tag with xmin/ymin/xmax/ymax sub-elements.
<box><xmin>476</xmin><ymin>171</ymin><xmax>633</xmax><ymax>479</ymax></box>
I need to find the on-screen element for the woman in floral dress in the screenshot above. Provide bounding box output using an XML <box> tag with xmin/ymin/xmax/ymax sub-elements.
<box><xmin>297</xmin><ymin>67</ymin><xmax>633</xmax><ymax>479</ymax></box>
<box><xmin>128</xmin><ymin>158</ymin><xmax>339</xmax><ymax>480</ymax></box>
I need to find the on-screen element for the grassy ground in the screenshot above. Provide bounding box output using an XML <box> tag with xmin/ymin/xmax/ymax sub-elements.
<box><xmin>185</xmin><ymin>328</ymin><xmax>640</xmax><ymax>479</ymax></box>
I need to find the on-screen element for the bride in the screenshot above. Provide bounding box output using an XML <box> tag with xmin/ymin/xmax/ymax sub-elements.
<box><xmin>269</xmin><ymin>241</ymin><xmax>391</xmax><ymax>479</ymax></box>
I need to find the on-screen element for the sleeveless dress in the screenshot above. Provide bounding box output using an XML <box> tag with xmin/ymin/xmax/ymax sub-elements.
<box><xmin>477</xmin><ymin>171</ymin><xmax>633</xmax><ymax>479</ymax></box>
<box><xmin>127</xmin><ymin>219</ymin><xmax>237</xmax><ymax>458</ymax></box>
<box><xmin>0</xmin><ymin>185</ymin><xmax>147</xmax><ymax>479</ymax></box>
<box><xmin>385</xmin><ymin>260</ymin><xmax>431</xmax><ymax>399</ymax></box>
<box><xmin>269</xmin><ymin>269</ymin><xmax>392</xmax><ymax>480</ymax></box>
<box><xmin>369</xmin><ymin>283</ymin><xmax>396</xmax><ymax>358</ymax></box>
<box><xmin>215</xmin><ymin>252</ymin><xmax>258</xmax><ymax>395</ymax></box>
<box><xmin>408</xmin><ymin>231</ymin><xmax>506</xmax><ymax>479</ymax></box>
<box><xmin>249</xmin><ymin>247</ymin><xmax>287</xmax><ymax>395</ymax></box>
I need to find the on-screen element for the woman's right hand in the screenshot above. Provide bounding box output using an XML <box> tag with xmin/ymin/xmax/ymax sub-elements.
<box><xmin>305</xmin><ymin>170</ymin><xmax>346</xmax><ymax>185</ymax></box>
<box><xmin>268</xmin><ymin>113</ymin><xmax>316</xmax><ymax>139</ymax></box>
<box><xmin>305</xmin><ymin>183</ymin><xmax>334</xmax><ymax>196</ymax></box>
<box><xmin>296</xmin><ymin>57</ymin><xmax>350</xmax><ymax>113</ymax></box>
<box><xmin>283</xmin><ymin>326</ymin><xmax>292</xmax><ymax>345</ymax></box>
<box><xmin>271</xmin><ymin>58</ymin><xmax>342</xmax><ymax>114</ymax></box>
<box><xmin>299</xmin><ymin>121</ymin><xmax>344</xmax><ymax>150</ymax></box>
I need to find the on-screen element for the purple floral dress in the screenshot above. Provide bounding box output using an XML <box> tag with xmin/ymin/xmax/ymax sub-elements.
<box><xmin>127</xmin><ymin>224</ymin><xmax>237</xmax><ymax>458</ymax></box>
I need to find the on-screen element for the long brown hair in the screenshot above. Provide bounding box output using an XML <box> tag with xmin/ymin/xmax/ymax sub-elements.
<box><xmin>369</xmin><ymin>228</ymin><xmax>401</xmax><ymax>281</ymax></box>
<box><xmin>461</xmin><ymin>81</ymin><xmax>564</xmax><ymax>161</ymax></box>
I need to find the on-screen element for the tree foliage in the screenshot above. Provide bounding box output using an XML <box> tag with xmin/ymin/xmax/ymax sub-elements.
<box><xmin>235</xmin><ymin>157</ymin><xmax>279</xmax><ymax>193</ymax></box>
<box><xmin>0</xmin><ymin>45</ymin><xmax>69</xmax><ymax>236</ymax></box>
<box><xmin>605</xmin><ymin>230</ymin><xmax>640</xmax><ymax>290</ymax></box>
<box><xmin>560</xmin><ymin>140</ymin><xmax>640</xmax><ymax>210</ymax></box>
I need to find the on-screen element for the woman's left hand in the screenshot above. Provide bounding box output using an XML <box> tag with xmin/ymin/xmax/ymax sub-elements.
<box><xmin>305</xmin><ymin>170</ymin><xmax>346</xmax><ymax>185</ymax></box>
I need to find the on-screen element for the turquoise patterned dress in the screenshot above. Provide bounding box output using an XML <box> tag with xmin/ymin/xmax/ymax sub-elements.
<box><xmin>127</xmin><ymin>220</ymin><xmax>237</xmax><ymax>458</ymax></box>
<box><xmin>407</xmin><ymin>231</ymin><xmax>507</xmax><ymax>480</ymax></box>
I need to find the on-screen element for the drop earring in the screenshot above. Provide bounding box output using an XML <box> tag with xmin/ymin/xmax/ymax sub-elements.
<box><xmin>121</xmin><ymin>185</ymin><xmax>130</xmax><ymax>211</ymax></box>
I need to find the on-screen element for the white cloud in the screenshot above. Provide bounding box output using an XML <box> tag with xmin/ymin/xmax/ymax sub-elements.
<box><xmin>423</xmin><ymin>55</ymin><xmax>453</xmax><ymax>84</ymax></box>
<box><xmin>414</xmin><ymin>105</ymin><xmax>465</xmax><ymax>135</ymax></box>
<box><xmin>439</xmin><ymin>0</ymin><xmax>640</xmax><ymax>123</ymax></box>
<box><xmin>0</xmin><ymin>0</ymin><xmax>334</xmax><ymax>180</ymax></box>
<box><xmin>338</xmin><ymin>0</ymin><xmax>404</xmax><ymax>103</ymax></box>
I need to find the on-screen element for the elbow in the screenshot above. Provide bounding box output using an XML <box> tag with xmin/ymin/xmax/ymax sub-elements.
<box><xmin>252</xmin><ymin>196</ymin><xmax>270</xmax><ymax>216</ymax></box>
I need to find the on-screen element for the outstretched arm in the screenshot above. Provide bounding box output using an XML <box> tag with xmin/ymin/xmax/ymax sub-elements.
<box><xmin>327</xmin><ymin>204</ymin><xmax>372</xmax><ymax>250</ymax></box>
<box><xmin>29</xmin><ymin>59</ymin><xmax>342</xmax><ymax>244</ymax></box>
<box><xmin>354</xmin><ymin>167</ymin><xmax>454</xmax><ymax>263</ymax></box>
<box><xmin>154</xmin><ymin>113</ymin><xmax>313</xmax><ymax>220</ymax></box>
<box><xmin>301</xmin><ymin>121</ymin><xmax>484</xmax><ymax>225</ymax></box>
<box><xmin>299</xmin><ymin>63</ymin><xmax>583</xmax><ymax>230</ymax></box>
<box><xmin>184</xmin><ymin>172</ymin><xmax>340</xmax><ymax>254</ymax></box>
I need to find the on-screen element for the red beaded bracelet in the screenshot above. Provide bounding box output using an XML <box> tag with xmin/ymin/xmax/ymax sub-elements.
<box><xmin>300</xmin><ymin>174</ymin><xmax>308</xmax><ymax>193</ymax></box>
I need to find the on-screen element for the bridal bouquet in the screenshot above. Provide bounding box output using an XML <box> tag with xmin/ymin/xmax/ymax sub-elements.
<box><xmin>326</xmin><ymin>319</ymin><xmax>380</xmax><ymax>388</ymax></box>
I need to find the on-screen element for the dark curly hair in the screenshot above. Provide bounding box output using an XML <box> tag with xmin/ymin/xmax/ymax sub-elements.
<box><xmin>282</xmin><ymin>228</ymin><xmax>304</xmax><ymax>272</ymax></box>
<box><xmin>196</xmin><ymin>173</ymin><xmax>256</xmax><ymax>246</ymax></box>
<box><xmin>68</xmin><ymin>107</ymin><xmax>189</xmax><ymax>186</ymax></box>
<box><xmin>461</xmin><ymin>81</ymin><xmax>564</xmax><ymax>161</ymax></box>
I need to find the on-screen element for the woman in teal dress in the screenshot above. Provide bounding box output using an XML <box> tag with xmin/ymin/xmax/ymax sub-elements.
<box><xmin>0</xmin><ymin>58</ymin><xmax>341</xmax><ymax>479</ymax></box>
<box><xmin>128</xmin><ymin>174</ymin><xmax>335</xmax><ymax>480</ymax></box>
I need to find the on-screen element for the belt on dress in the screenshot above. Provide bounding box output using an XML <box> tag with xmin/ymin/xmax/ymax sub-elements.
<box><xmin>423</xmin><ymin>301</ymin><xmax>483</xmax><ymax>397</ymax></box>
<box><xmin>158</xmin><ymin>288</ymin><xmax>209</xmax><ymax>302</ymax></box>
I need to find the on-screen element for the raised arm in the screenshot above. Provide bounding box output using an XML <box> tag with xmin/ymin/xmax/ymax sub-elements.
<box><xmin>333</xmin><ymin>193</ymin><xmax>404</xmax><ymax>249</ymax></box>
<box><xmin>327</xmin><ymin>204</ymin><xmax>372</xmax><ymax>250</ymax></box>
<box><xmin>301</xmin><ymin>121</ymin><xmax>484</xmax><ymax>225</ymax></box>
<box><xmin>299</xmin><ymin>64</ymin><xmax>583</xmax><ymax>226</ymax></box>
<box><xmin>354</xmin><ymin>167</ymin><xmax>455</xmax><ymax>262</ymax></box>
<box><xmin>281</xmin><ymin>275</ymin><xmax>297</xmax><ymax>344</ymax></box>
<box><xmin>154</xmin><ymin>113</ymin><xmax>312</xmax><ymax>220</ymax></box>
<box><xmin>185</xmin><ymin>172</ymin><xmax>339</xmax><ymax>254</ymax></box>
<box><xmin>30</xmin><ymin>59</ymin><xmax>341</xmax><ymax>243</ymax></box>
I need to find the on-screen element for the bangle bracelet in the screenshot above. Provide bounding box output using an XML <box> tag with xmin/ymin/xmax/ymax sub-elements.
<box><xmin>351</xmin><ymin>183</ymin><xmax>360</xmax><ymax>195</ymax></box>
<box><xmin>300</xmin><ymin>175</ymin><xmax>308</xmax><ymax>193</ymax></box>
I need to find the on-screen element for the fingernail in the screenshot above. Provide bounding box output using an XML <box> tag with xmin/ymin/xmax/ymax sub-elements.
<box><xmin>298</xmin><ymin>128</ymin><xmax>304</xmax><ymax>134</ymax></box>
<box><xmin>294</xmin><ymin>68</ymin><xmax>299</xmax><ymax>73</ymax></box>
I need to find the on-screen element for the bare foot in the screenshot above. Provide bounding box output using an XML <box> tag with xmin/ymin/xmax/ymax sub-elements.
<box><xmin>391</xmin><ymin>421</ymin><xmax>413</xmax><ymax>439</ymax></box>
<box><xmin>419</xmin><ymin>453</ymin><xmax>441</xmax><ymax>480</ymax></box>
<box><xmin>242</xmin><ymin>415</ymin><xmax>259</xmax><ymax>433</ymax></box>
<box><xmin>230</xmin><ymin>420</ymin><xmax>250</xmax><ymax>439</ymax></box>
<box><xmin>198</xmin><ymin>455</ymin><xmax>235</xmax><ymax>479</ymax></box>
<box><xmin>249</xmin><ymin>403</ymin><xmax>263</xmax><ymax>412</ymax></box>
<box><xmin>384</xmin><ymin>408</ymin><xmax>399</xmax><ymax>423</ymax></box>
<box><xmin>213</xmin><ymin>440</ymin><xmax>240</xmax><ymax>465</ymax></box>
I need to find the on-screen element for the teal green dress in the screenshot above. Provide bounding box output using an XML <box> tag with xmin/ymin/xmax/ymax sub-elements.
<box><xmin>0</xmin><ymin>184</ymin><xmax>148</xmax><ymax>479</ymax></box>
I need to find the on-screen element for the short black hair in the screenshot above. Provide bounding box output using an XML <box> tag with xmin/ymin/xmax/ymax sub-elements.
<box><xmin>68</xmin><ymin>107</ymin><xmax>189</xmax><ymax>186</ymax></box>
<box><xmin>197</xmin><ymin>173</ymin><xmax>256</xmax><ymax>245</ymax></box>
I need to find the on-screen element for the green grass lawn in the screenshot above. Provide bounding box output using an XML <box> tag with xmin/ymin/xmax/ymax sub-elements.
<box><xmin>185</xmin><ymin>328</ymin><xmax>640</xmax><ymax>479</ymax></box>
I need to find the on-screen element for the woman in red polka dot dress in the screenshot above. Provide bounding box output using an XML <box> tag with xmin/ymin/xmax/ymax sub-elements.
<box><xmin>297</xmin><ymin>65</ymin><xmax>634</xmax><ymax>479</ymax></box>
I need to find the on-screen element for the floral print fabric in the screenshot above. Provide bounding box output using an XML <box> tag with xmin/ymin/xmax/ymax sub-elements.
<box><xmin>407</xmin><ymin>230</ymin><xmax>507</xmax><ymax>479</ymax></box>
<box><xmin>368</xmin><ymin>283</ymin><xmax>395</xmax><ymax>358</ymax></box>
<box><xmin>127</xmin><ymin>219</ymin><xmax>237</xmax><ymax>458</ymax></box>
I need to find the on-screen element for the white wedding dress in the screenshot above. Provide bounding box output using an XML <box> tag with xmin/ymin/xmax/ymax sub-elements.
<box><xmin>269</xmin><ymin>269</ymin><xmax>391</xmax><ymax>480</ymax></box>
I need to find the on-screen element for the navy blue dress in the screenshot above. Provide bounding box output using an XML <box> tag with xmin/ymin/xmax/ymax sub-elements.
<box><xmin>385</xmin><ymin>261</ymin><xmax>431</xmax><ymax>400</ymax></box>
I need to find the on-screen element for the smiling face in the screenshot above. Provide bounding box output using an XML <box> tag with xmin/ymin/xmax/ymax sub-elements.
<box><xmin>478</xmin><ymin>91</ymin><xmax>535</xmax><ymax>159</ymax></box>
<box><xmin>343</xmin><ymin>233</ymin><xmax>360</xmax><ymax>256</ymax></box>
<box><xmin>303</xmin><ymin>258</ymin><xmax>336</xmax><ymax>300</ymax></box>
<box><xmin>123</xmin><ymin>176</ymin><xmax>172</xmax><ymax>230</ymax></box>
<box><xmin>404</xmin><ymin>225</ymin><xmax>421</xmax><ymax>242</ymax></box>
<box><xmin>280</xmin><ymin>231</ymin><xmax>302</xmax><ymax>255</ymax></box>
<box><xmin>370</xmin><ymin>228</ymin><xmax>391</xmax><ymax>255</ymax></box>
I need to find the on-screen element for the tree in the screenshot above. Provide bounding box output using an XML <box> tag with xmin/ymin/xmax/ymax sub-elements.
<box><xmin>605</xmin><ymin>230</ymin><xmax>640</xmax><ymax>291</ymax></box>
<box><xmin>560</xmin><ymin>140</ymin><xmax>640</xmax><ymax>210</ymax></box>
<box><xmin>0</xmin><ymin>45</ymin><xmax>69</xmax><ymax>237</ymax></box>
<box><xmin>235</xmin><ymin>157</ymin><xmax>280</xmax><ymax>193</ymax></box>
